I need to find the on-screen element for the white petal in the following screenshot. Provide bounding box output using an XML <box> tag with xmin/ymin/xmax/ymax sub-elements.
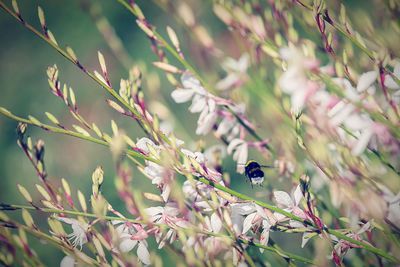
<box><xmin>189</xmin><ymin>95</ymin><xmax>206</xmax><ymax>113</ymax></box>
<box><xmin>343</xmin><ymin>114</ymin><xmax>371</xmax><ymax>131</ymax></box>
<box><xmin>301</xmin><ymin>232</ymin><xmax>316</xmax><ymax>248</ymax></box>
<box><xmin>145</xmin><ymin>206</ymin><xmax>163</xmax><ymax>217</ymax></box>
<box><xmin>120</xmin><ymin>239</ymin><xmax>138</xmax><ymax>252</ymax></box>
<box><xmin>234</xmin><ymin>143</ymin><xmax>248</xmax><ymax>173</ymax></box>
<box><xmin>181</xmin><ymin>72</ymin><xmax>201</xmax><ymax>89</ymax></box>
<box><xmin>136</xmin><ymin>138</ymin><xmax>157</xmax><ymax>154</ymax></box>
<box><xmin>211</xmin><ymin>212</ymin><xmax>222</xmax><ymax>232</ymax></box>
<box><xmin>232</xmin><ymin>203</ymin><xmax>256</xmax><ymax>215</ymax></box>
<box><xmin>394</xmin><ymin>62</ymin><xmax>400</xmax><ymax>77</ymax></box>
<box><xmin>384</xmin><ymin>75</ymin><xmax>399</xmax><ymax>89</ymax></box>
<box><xmin>208</xmin><ymin>98</ymin><xmax>216</xmax><ymax>113</ymax></box>
<box><xmin>357</xmin><ymin>71</ymin><xmax>378</xmax><ymax>92</ymax></box>
<box><xmin>272</xmin><ymin>211</ymin><xmax>287</xmax><ymax>222</ymax></box>
<box><xmin>196</xmin><ymin>112</ymin><xmax>218</xmax><ymax>135</ymax></box>
<box><xmin>291</xmin><ymin>91</ymin><xmax>306</xmax><ymax>112</ymax></box>
<box><xmin>293</xmin><ymin>185</ymin><xmax>303</xmax><ymax>207</ymax></box>
<box><xmin>227</xmin><ymin>139</ymin><xmax>243</xmax><ymax>154</ymax></box>
<box><xmin>171</xmin><ymin>89</ymin><xmax>194</xmax><ymax>103</ymax></box>
<box><xmin>387</xmin><ymin>199</ymin><xmax>400</xmax><ymax>228</ymax></box>
<box><xmin>238</xmin><ymin>53</ymin><xmax>250</xmax><ymax>72</ymax></box>
<box><xmin>351</xmin><ymin>128</ymin><xmax>374</xmax><ymax>156</ymax></box>
<box><xmin>137</xmin><ymin>242</ymin><xmax>151</xmax><ymax>265</ymax></box>
<box><xmin>273</xmin><ymin>191</ymin><xmax>293</xmax><ymax>208</ymax></box>
<box><xmin>330</xmin><ymin>104</ymin><xmax>355</xmax><ymax>126</ymax></box>
<box><xmin>216</xmin><ymin>74</ymin><xmax>238</xmax><ymax>90</ymax></box>
<box><xmin>289</xmin><ymin>220</ymin><xmax>304</xmax><ymax>228</ymax></box>
<box><xmin>161</xmin><ymin>185</ymin><xmax>171</xmax><ymax>202</ymax></box>
<box><xmin>60</xmin><ymin>255</ymin><xmax>75</xmax><ymax>267</ymax></box>
<box><xmin>255</xmin><ymin>205</ymin><xmax>269</xmax><ymax>220</ymax></box>
<box><xmin>242</xmin><ymin>212</ymin><xmax>257</xmax><ymax>234</ymax></box>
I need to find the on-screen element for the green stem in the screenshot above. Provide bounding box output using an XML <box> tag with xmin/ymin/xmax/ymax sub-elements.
<box><xmin>5</xmin><ymin>204</ymin><xmax>314</xmax><ymax>265</ymax></box>
<box><xmin>1</xmin><ymin>107</ymin><xmax>398</xmax><ymax>263</ymax></box>
<box><xmin>0</xmin><ymin>108</ymin><xmax>156</xmax><ymax>164</ymax></box>
<box><xmin>0</xmin><ymin>1</ymin><xmax>398</xmax><ymax>263</ymax></box>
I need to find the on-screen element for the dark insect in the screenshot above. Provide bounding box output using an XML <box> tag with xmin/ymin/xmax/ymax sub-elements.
<box><xmin>241</xmin><ymin>160</ymin><xmax>274</xmax><ymax>188</ymax></box>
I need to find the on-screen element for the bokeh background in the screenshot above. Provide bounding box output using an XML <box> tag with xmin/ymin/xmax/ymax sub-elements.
<box><xmin>1</xmin><ymin>0</ymin><xmax>396</xmax><ymax>266</ymax></box>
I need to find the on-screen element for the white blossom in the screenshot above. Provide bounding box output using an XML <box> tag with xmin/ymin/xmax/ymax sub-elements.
<box><xmin>58</xmin><ymin>218</ymin><xmax>88</xmax><ymax>249</ymax></box>
<box><xmin>60</xmin><ymin>255</ymin><xmax>75</xmax><ymax>267</ymax></box>
<box><xmin>273</xmin><ymin>185</ymin><xmax>305</xmax><ymax>221</ymax></box>
<box><xmin>113</xmin><ymin>221</ymin><xmax>151</xmax><ymax>265</ymax></box>
<box><xmin>136</xmin><ymin>137</ymin><xmax>159</xmax><ymax>154</ymax></box>
<box><xmin>171</xmin><ymin>72</ymin><xmax>219</xmax><ymax>135</ymax></box>
<box><xmin>278</xmin><ymin>46</ymin><xmax>320</xmax><ymax>112</ymax></box>
<box><xmin>144</xmin><ymin>161</ymin><xmax>172</xmax><ymax>202</ymax></box>
<box><xmin>216</xmin><ymin>53</ymin><xmax>249</xmax><ymax>91</ymax></box>
<box><xmin>227</xmin><ymin>138</ymin><xmax>248</xmax><ymax>173</ymax></box>
<box><xmin>356</xmin><ymin>70</ymin><xmax>378</xmax><ymax>92</ymax></box>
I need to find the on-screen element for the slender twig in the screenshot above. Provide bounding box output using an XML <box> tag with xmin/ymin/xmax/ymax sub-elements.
<box><xmin>3</xmin><ymin>204</ymin><xmax>315</xmax><ymax>265</ymax></box>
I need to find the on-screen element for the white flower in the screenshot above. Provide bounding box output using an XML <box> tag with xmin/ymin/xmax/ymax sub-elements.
<box><xmin>356</xmin><ymin>70</ymin><xmax>378</xmax><ymax>92</ymax></box>
<box><xmin>273</xmin><ymin>185</ymin><xmax>305</xmax><ymax>221</ymax></box>
<box><xmin>171</xmin><ymin>72</ymin><xmax>207</xmax><ymax>104</ymax></box>
<box><xmin>216</xmin><ymin>53</ymin><xmax>249</xmax><ymax>91</ymax></box>
<box><xmin>278</xmin><ymin>46</ymin><xmax>320</xmax><ymax>112</ymax></box>
<box><xmin>231</xmin><ymin>203</ymin><xmax>257</xmax><ymax>234</ymax></box>
<box><xmin>259</xmin><ymin>220</ymin><xmax>271</xmax><ymax>252</ymax></box>
<box><xmin>58</xmin><ymin>218</ymin><xmax>88</xmax><ymax>249</ymax></box>
<box><xmin>114</xmin><ymin>221</ymin><xmax>151</xmax><ymax>265</ymax></box>
<box><xmin>215</xmin><ymin>104</ymin><xmax>244</xmax><ymax>140</ymax></box>
<box><xmin>227</xmin><ymin>138</ymin><xmax>248</xmax><ymax>173</ymax></box>
<box><xmin>60</xmin><ymin>255</ymin><xmax>75</xmax><ymax>267</ymax></box>
<box><xmin>136</xmin><ymin>137</ymin><xmax>159</xmax><ymax>154</ymax></box>
<box><xmin>327</xmin><ymin>76</ymin><xmax>380</xmax><ymax>155</ymax></box>
<box><xmin>171</xmin><ymin>72</ymin><xmax>220</xmax><ymax>135</ymax></box>
<box><xmin>232</xmin><ymin>203</ymin><xmax>271</xmax><ymax>251</ymax></box>
<box><xmin>144</xmin><ymin>161</ymin><xmax>172</xmax><ymax>202</ymax></box>
<box><xmin>384</xmin><ymin>62</ymin><xmax>400</xmax><ymax>89</ymax></box>
<box><xmin>204</xmin><ymin>212</ymin><xmax>223</xmax><ymax>233</ymax></box>
<box><xmin>181</xmin><ymin>149</ymin><xmax>206</xmax><ymax>164</ymax></box>
<box><xmin>196</xmin><ymin>105</ymin><xmax>218</xmax><ymax>135</ymax></box>
<box><xmin>145</xmin><ymin>203</ymin><xmax>189</xmax><ymax>228</ymax></box>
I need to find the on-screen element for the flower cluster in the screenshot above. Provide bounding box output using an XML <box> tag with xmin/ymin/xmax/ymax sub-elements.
<box><xmin>0</xmin><ymin>1</ymin><xmax>399</xmax><ymax>267</ymax></box>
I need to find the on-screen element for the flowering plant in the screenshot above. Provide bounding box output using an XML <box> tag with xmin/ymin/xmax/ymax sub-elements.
<box><xmin>0</xmin><ymin>0</ymin><xmax>399</xmax><ymax>266</ymax></box>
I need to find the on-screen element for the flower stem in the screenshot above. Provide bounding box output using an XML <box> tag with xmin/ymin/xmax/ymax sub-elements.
<box><xmin>4</xmin><ymin>204</ymin><xmax>315</xmax><ymax>265</ymax></box>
